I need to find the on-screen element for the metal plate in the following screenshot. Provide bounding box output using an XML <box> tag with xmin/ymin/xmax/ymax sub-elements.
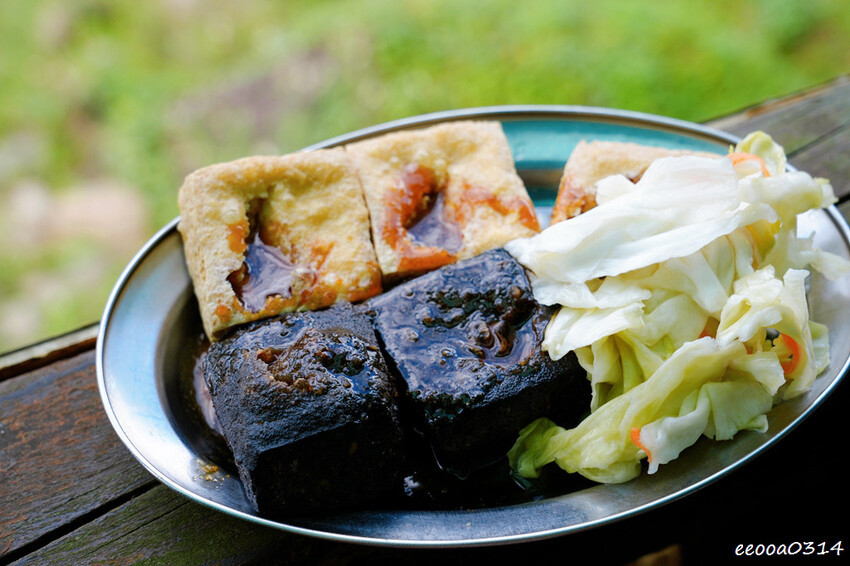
<box><xmin>96</xmin><ymin>106</ymin><xmax>850</xmax><ymax>547</ymax></box>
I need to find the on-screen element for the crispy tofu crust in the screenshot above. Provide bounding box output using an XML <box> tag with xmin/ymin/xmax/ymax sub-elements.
<box><xmin>550</xmin><ymin>140</ymin><xmax>721</xmax><ymax>225</ymax></box>
<box><xmin>177</xmin><ymin>149</ymin><xmax>382</xmax><ymax>339</ymax></box>
<box><xmin>345</xmin><ymin>121</ymin><xmax>540</xmax><ymax>281</ymax></box>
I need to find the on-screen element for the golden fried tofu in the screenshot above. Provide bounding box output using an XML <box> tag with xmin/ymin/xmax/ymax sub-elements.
<box><xmin>345</xmin><ymin>121</ymin><xmax>540</xmax><ymax>281</ymax></box>
<box><xmin>177</xmin><ymin>149</ymin><xmax>382</xmax><ymax>339</ymax></box>
<box><xmin>550</xmin><ymin>140</ymin><xmax>720</xmax><ymax>224</ymax></box>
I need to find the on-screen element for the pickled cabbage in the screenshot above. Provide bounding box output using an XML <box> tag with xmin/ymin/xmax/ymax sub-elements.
<box><xmin>505</xmin><ymin>131</ymin><xmax>849</xmax><ymax>484</ymax></box>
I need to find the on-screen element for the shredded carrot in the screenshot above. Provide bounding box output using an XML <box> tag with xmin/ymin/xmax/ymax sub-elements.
<box><xmin>727</xmin><ymin>152</ymin><xmax>770</xmax><ymax>177</ymax></box>
<box><xmin>699</xmin><ymin>318</ymin><xmax>719</xmax><ymax>339</ymax></box>
<box><xmin>630</xmin><ymin>426</ymin><xmax>652</xmax><ymax>462</ymax></box>
<box><xmin>776</xmin><ymin>332</ymin><xmax>803</xmax><ymax>376</ymax></box>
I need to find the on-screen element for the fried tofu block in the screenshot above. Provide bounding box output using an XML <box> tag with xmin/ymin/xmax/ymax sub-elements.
<box><xmin>203</xmin><ymin>303</ymin><xmax>407</xmax><ymax>516</ymax></box>
<box><xmin>346</xmin><ymin>121</ymin><xmax>540</xmax><ymax>282</ymax></box>
<box><xmin>178</xmin><ymin>149</ymin><xmax>382</xmax><ymax>339</ymax></box>
<box><xmin>550</xmin><ymin>140</ymin><xmax>720</xmax><ymax>224</ymax></box>
<box><xmin>365</xmin><ymin>249</ymin><xmax>589</xmax><ymax>476</ymax></box>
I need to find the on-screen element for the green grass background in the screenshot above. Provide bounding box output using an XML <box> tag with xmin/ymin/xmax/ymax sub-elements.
<box><xmin>1</xmin><ymin>0</ymin><xmax>849</xmax><ymax>352</ymax></box>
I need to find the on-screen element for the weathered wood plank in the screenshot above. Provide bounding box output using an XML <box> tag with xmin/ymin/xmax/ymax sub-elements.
<box><xmin>8</xmin><ymin>486</ymin><xmax>295</xmax><ymax>566</ymax></box>
<box><xmin>16</xmin><ymin>383</ymin><xmax>850</xmax><ymax>566</ymax></box>
<box><xmin>10</xmin><ymin>484</ymin><xmax>683</xmax><ymax>566</ymax></box>
<box><xmin>0</xmin><ymin>325</ymin><xmax>98</xmax><ymax>383</ymax></box>
<box><xmin>707</xmin><ymin>75</ymin><xmax>850</xmax><ymax>154</ymax></box>
<box><xmin>0</xmin><ymin>351</ymin><xmax>156</xmax><ymax>558</ymax></box>
<box><xmin>787</xmin><ymin>124</ymin><xmax>850</xmax><ymax>200</ymax></box>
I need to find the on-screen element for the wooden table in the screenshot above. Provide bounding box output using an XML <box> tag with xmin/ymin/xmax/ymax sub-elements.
<box><xmin>2</xmin><ymin>77</ymin><xmax>848</xmax><ymax>565</ymax></box>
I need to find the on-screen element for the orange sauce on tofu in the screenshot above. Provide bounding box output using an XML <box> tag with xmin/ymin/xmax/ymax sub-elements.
<box><xmin>214</xmin><ymin>304</ymin><xmax>232</xmax><ymax>325</ymax></box>
<box><xmin>346</xmin><ymin>273</ymin><xmax>384</xmax><ymax>302</ymax></box>
<box><xmin>382</xmin><ymin>163</ymin><xmax>540</xmax><ymax>272</ymax></box>
<box><xmin>227</xmin><ymin>216</ymin><xmax>357</xmax><ymax>315</ymax></box>
<box><xmin>453</xmin><ymin>184</ymin><xmax>540</xmax><ymax>232</ymax></box>
<box><xmin>550</xmin><ymin>178</ymin><xmax>597</xmax><ymax>225</ymax></box>
<box><xmin>227</xmin><ymin>220</ymin><xmax>250</xmax><ymax>254</ymax></box>
<box><xmin>382</xmin><ymin>164</ymin><xmax>462</xmax><ymax>273</ymax></box>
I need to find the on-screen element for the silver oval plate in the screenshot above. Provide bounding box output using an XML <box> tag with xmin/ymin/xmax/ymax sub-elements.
<box><xmin>96</xmin><ymin>106</ymin><xmax>850</xmax><ymax>547</ymax></box>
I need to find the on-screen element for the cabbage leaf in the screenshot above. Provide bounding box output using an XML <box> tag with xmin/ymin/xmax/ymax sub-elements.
<box><xmin>506</xmin><ymin>131</ymin><xmax>849</xmax><ymax>484</ymax></box>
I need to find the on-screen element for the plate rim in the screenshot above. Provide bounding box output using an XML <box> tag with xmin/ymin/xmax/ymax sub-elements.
<box><xmin>96</xmin><ymin>104</ymin><xmax>850</xmax><ymax>548</ymax></box>
<box><xmin>300</xmin><ymin>103</ymin><xmax>743</xmax><ymax>151</ymax></box>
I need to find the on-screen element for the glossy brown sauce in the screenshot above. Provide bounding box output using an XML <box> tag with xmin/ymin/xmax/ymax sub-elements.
<box><xmin>382</xmin><ymin>164</ymin><xmax>541</xmax><ymax>273</ymax></box>
<box><xmin>406</xmin><ymin>190</ymin><xmax>463</xmax><ymax>252</ymax></box>
<box><xmin>382</xmin><ymin>164</ymin><xmax>462</xmax><ymax>273</ymax></box>
<box><xmin>227</xmin><ymin>227</ymin><xmax>296</xmax><ymax>313</ymax></box>
<box><xmin>464</xmin><ymin>310</ymin><xmax>536</xmax><ymax>363</ymax></box>
<box><xmin>374</xmin><ymin>261</ymin><xmax>541</xmax><ymax>402</ymax></box>
<box><xmin>257</xmin><ymin>327</ymin><xmax>378</xmax><ymax>394</ymax></box>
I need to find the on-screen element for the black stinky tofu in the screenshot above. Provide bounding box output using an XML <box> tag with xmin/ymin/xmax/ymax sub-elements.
<box><xmin>204</xmin><ymin>302</ymin><xmax>406</xmax><ymax>516</ymax></box>
<box><xmin>366</xmin><ymin>248</ymin><xmax>588</xmax><ymax>476</ymax></box>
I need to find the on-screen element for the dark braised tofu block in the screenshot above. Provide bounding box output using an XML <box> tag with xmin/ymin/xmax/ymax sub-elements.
<box><xmin>366</xmin><ymin>248</ymin><xmax>587</xmax><ymax>476</ymax></box>
<box><xmin>204</xmin><ymin>303</ymin><xmax>406</xmax><ymax>516</ymax></box>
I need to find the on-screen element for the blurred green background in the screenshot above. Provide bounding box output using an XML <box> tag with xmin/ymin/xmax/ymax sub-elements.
<box><xmin>1</xmin><ymin>0</ymin><xmax>849</xmax><ymax>353</ymax></box>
